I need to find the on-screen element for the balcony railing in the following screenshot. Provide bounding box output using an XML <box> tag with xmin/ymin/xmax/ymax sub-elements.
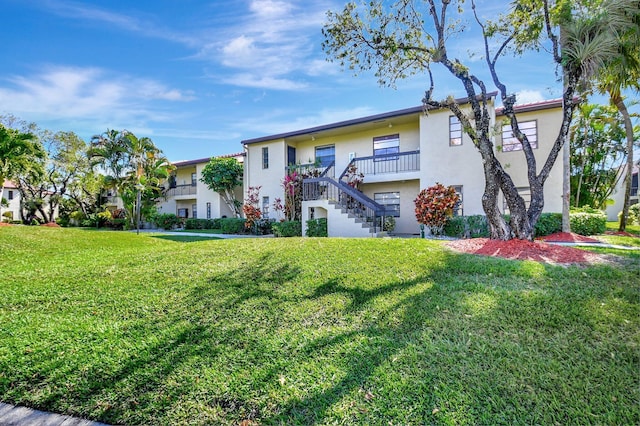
<box><xmin>286</xmin><ymin>161</ymin><xmax>335</xmax><ymax>179</ymax></box>
<box><xmin>339</xmin><ymin>150</ymin><xmax>420</xmax><ymax>180</ymax></box>
<box><xmin>165</xmin><ymin>184</ymin><xmax>197</xmax><ymax>197</ymax></box>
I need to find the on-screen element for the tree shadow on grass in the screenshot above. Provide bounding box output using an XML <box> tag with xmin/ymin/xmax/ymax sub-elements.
<box><xmin>6</xmin><ymin>245</ymin><xmax>637</xmax><ymax>425</ymax></box>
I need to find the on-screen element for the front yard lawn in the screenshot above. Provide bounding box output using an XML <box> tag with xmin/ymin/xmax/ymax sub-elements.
<box><xmin>0</xmin><ymin>227</ymin><xmax>638</xmax><ymax>425</ymax></box>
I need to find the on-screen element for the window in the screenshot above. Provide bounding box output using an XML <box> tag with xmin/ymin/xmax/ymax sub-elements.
<box><xmin>452</xmin><ymin>185</ymin><xmax>463</xmax><ymax>216</ymax></box>
<box><xmin>501</xmin><ymin>120</ymin><xmax>537</xmax><ymax>152</ymax></box>
<box><xmin>206</xmin><ymin>202</ymin><xmax>211</xmax><ymax>219</ymax></box>
<box><xmin>315</xmin><ymin>145</ymin><xmax>335</xmax><ymax>168</ymax></box>
<box><xmin>375</xmin><ymin>192</ymin><xmax>400</xmax><ymax>217</ymax></box>
<box><xmin>7</xmin><ymin>190</ymin><xmax>13</xmax><ymax>200</ymax></box>
<box><xmin>262</xmin><ymin>147</ymin><xmax>269</xmax><ymax>169</ymax></box>
<box><xmin>503</xmin><ymin>187</ymin><xmax>531</xmax><ymax>213</ymax></box>
<box><xmin>191</xmin><ymin>172</ymin><xmax>197</xmax><ymax>186</ymax></box>
<box><xmin>373</xmin><ymin>134</ymin><xmax>400</xmax><ymax>159</ymax></box>
<box><xmin>192</xmin><ymin>204</ymin><xmax>197</xmax><ymax>219</ymax></box>
<box><xmin>449</xmin><ymin>116</ymin><xmax>462</xmax><ymax>146</ymax></box>
<box><xmin>177</xmin><ymin>208</ymin><xmax>189</xmax><ymax>218</ymax></box>
<box><xmin>262</xmin><ymin>196</ymin><xmax>270</xmax><ymax>219</ymax></box>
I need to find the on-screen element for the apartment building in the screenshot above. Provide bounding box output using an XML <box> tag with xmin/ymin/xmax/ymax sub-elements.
<box><xmin>242</xmin><ymin>95</ymin><xmax>566</xmax><ymax>237</ymax></box>
<box><xmin>156</xmin><ymin>153</ymin><xmax>245</xmax><ymax>219</ymax></box>
<box><xmin>1</xmin><ymin>180</ymin><xmax>21</xmax><ymax>222</ymax></box>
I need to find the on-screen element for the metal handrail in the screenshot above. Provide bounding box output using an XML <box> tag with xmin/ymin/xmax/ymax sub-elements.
<box><xmin>338</xmin><ymin>150</ymin><xmax>420</xmax><ymax>181</ymax></box>
<box><xmin>303</xmin><ymin>176</ymin><xmax>389</xmax><ymax>232</ymax></box>
<box><xmin>165</xmin><ymin>184</ymin><xmax>197</xmax><ymax>197</ymax></box>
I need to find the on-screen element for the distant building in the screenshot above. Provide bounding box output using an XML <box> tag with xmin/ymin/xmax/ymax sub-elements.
<box><xmin>156</xmin><ymin>152</ymin><xmax>245</xmax><ymax>219</ymax></box>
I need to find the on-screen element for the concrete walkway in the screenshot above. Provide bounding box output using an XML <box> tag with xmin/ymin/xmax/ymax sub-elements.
<box><xmin>0</xmin><ymin>402</ymin><xmax>110</xmax><ymax>426</ymax></box>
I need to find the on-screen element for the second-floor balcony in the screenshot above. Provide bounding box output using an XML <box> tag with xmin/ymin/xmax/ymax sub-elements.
<box><xmin>340</xmin><ymin>150</ymin><xmax>420</xmax><ymax>182</ymax></box>
<box><xmin>165</xmin><ymin>184</ymin><xmax>197</xmax><ymax>197</ymax></box>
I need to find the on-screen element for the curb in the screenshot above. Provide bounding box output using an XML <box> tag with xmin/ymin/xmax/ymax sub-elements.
<box><xmin>0</xmin><ymin>402</ymin><xmax>111</xmax><ymax>426</ymax></box>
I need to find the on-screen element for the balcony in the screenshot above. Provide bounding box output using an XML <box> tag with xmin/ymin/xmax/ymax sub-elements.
<box><xmin>165</xmin><ymin>184</ymin><xmax>197</xmax><ymax>197</ymax></box>
<box><xmin>340</xmin><ymin>150</ymin><xmax>420</xmax><ymax>183</ymax></box>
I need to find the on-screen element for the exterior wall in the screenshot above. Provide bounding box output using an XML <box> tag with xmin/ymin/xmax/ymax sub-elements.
<box><xmin>293</xmin><ymin>122</ymin><xmax>420</xmax><ymax>174</ymax></box>
<box><xmin>419</xmin><ymin>109</ymin><xmax>488</xmax><ymax>216</ymax></box>
<box><xmin>495</xmin><ymin>107</ymin><xmax>565</xmax><ymax>213</ymax></box>
<box><xmin>2</xmin><ymin>185</ymin><xmax>21</xmax><ymax>221</ymax></box>
<box><xmin>606</xmin><ymin>166</ymin><xmax>639</xmax><ymax>221</ymax></box>
<box><xmin>244</xmin><ymin>100</ymin><xmax>566</xmax><ymax>237</ymax></box>
<box><xmin>360</xmin><ymin>180</ymin><xmax>420</xmax><ymax>234</ymax></box>
<box><xmin>244</xmin><ymin>140</ymin><xmax>287</xmax><ymax>216</ymax></box>
<box><xmin>302</xmin><ymin>199</ymin><xmax>375</xmax><ymax>237</ymax></box>
<box><xmin>156</xmin><ymin>155</ymin><xmax>245</xmax><ymax>220</ymax></box>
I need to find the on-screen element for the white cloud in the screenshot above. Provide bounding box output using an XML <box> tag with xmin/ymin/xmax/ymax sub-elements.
<box><xmin>0</xmin><ymin>66</ymin><xmax>194</xmax><ymax>126</ymax></box>
<box><xmin>224</xmin><ymin>74</ymin><xmax>308</xmax><ymax>91</ymax></box>
<box><xmin>515</xmin><ymin>90</ymin><xmax>546</xmax><ymax>105</ymax></box>
<box><xmin>41</xmin><ymin>0</ymin><xmax>197</xmax><ymax>46</ymax></box>
<box><xmin>203</xmin><ymin>0</ymin><xmax>337</xmax><ymax>91</ymax></box>
<box><xmin>233</xmin><ymin>105</ymin><xmax>377</xmax><ymax>136</ymax></box>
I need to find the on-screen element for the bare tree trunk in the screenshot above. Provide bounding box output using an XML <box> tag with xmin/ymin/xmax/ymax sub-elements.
<box><xmin>562</xmin><ymin>131</ymin><xmax>571</xmax><ymax>232</ymax></box>
<box><xmin>614</xmin><ymin>96</ymin><xmax>634</xmax><ymax>232</ymax></box>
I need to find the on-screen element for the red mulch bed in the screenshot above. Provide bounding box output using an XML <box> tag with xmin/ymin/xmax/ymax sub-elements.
<box><xmin>537</xmin><ymin>232</ymin><xmax>599</xmax><ymax>243</ymax></box>
<box><xmin>0</xmin><ymin>222</ymin><xmax>12</xmax><ymax>227</ymax></box>
<box><xmin>606</xmin><ymin>230</ymin><xmax>638</xmax><ymax>237</ymax></box>
<box><xmin>40</xmin><ymin>222</ymin><xmax>61</xmax><ymax>228</ymax></box>
<box><xmin>446</xmin><ymin>238</ymin><xmax>603</xmax><ymax>265</ymax></box>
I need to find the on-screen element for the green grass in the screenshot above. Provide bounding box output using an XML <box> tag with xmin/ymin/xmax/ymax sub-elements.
<box><xmin>606</xmin><ymin>221</ymin><xmax>640</xmax><ymax>235</ymax></box>
<box><xmin>174</xmin><ymin>229</ymin><xmax>224</xmax><ymax>235</ymax></box>
<box><xmin>1</xmin><ymin>227</ymin><xmax>638</xmax><ymax>425</ymax></box>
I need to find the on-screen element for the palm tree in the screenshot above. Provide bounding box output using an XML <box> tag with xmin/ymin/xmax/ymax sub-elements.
<box><xmin>0</xmin><ymin>125</ymin><xmax>45</xmax><ymax>219</ymax></box>
<box><xmin>593</xmin><ymin>2</ymin><xmax>640</xmax><ymax>231</ymax></box>
<box><xmin>89</xmin><ymin>129</ymin><xmax>173</xmax><ymax>233</ymax></box>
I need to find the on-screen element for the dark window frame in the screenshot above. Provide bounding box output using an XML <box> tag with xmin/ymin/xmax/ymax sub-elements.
<box><xmin>501</xmin><ymin>120</ymin><xmax>538</xmax><ymax>152</ymax></box>
<box><xmin>449</xmin><ymin>115</ymin><xmax>462</xmax><ymax>146</ymax></box>
<box><xmin>374</xmin><ymin>191</ymin><xmax>401</xmax><ymax>217</ymax></box>
<box><xmin>373</xmin><ymin>134</ymin><xmax>400</xmax><ymax>160</ymax></box>
<box><xmin>262</xmin><ymin>147</ymin><xmax>269</xmax><ymax>169</ymax></box>
<box><xmin>315</xmin><ymin>145</ymin><xmax>335</xmax><ymax>168</ymax></box>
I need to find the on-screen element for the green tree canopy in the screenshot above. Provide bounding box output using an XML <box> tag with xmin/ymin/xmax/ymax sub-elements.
<box><xmin>570</xmin><ymin>103</ymin><xmax>633</xmax><ymax>209</ymax></box>
<box><xmin>200</xmin><ymin>157</ymin><xmax>243</xmax><ymax>218</ymax></box>
<box><xmin>0</xmin><ymin>124</ymin><xmax>45</xmax><ymax>219</ymax></box>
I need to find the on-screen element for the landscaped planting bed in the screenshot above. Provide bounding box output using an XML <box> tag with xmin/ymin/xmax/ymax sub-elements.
<box><xmin>0</xmin><ymin>227</ymin><xmax>638</xmax><ymax>425</ymax></box>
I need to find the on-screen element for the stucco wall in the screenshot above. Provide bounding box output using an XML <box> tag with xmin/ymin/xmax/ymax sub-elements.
<box><xmin>419</xmin><ymin>109</ymin><xmax>488</xmax><ymax>216</ymax></box>
<box><xmin>244</xmin><ymin>140</ymin><xmax>286</xmax><ymax>216</ymax></box>
<box><xmin>360</xmin><ymin>180</ymin><xmax>420</xmax><ymax>234</ymax></box>
<box><xmin>495</xmin><ymin>107</ymin><xmax>565</xmax><ymax>213</ymax></box>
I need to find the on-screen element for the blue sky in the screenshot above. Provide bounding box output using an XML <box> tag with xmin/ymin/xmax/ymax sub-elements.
<box><xmin>0</xmin><ymin>0</ymin><xmax>579</xmax><ymax>161</ymax></box>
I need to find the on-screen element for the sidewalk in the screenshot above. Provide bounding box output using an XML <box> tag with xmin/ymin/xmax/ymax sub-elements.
<box><xmin>0</xmin><ymin>402</ymin><xmax>110</xmax><ymax>426</ymax></box>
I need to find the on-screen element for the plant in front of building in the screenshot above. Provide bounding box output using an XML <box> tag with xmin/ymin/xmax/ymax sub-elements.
<box><xmin>414</xmin><ymin>183</ymin><xmax>460</xmax><ymax>236</ymax></box>
<box><xmin>243</xmin><ymin>186</ymin><xmax>262</xmax><ymax>233</ymax></box>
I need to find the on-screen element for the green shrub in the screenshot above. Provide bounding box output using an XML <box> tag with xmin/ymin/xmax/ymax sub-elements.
<box><xmin>107</xmin><ymin>218</ymin><xmax>126</xmax><ymax>230</ymax></box>
<box><xmin>467</xmin><ymin>215</ymin><xmax>490</xmax><ymax>238</ymax></box>
<box><xmin>220</xmin><ymin>218</ymin><xmax>247</xmax><ymax>234</ymax></box>
<box><xmin>56</xmin><ymin>216</ymin><xmax>70</xmax><ymax>227</ymax></box>
<box><xmin>211</xmin><ymin>218</ymin><xmax>223</xmax><ymax>229</ymax></box>
<box><xmin>570</xmin><ymin>210</ymin><xmax>606</xmax><ymax>236</ymax></box>
<box><xmin>621</xmin><ymin>204</ymin><xmax>640</xmax><ymax>225</ymax></box>
<box><xmin>306</xmin><ymin>218</ymin><xmax>328</xmax><ymax>237</ymax></box>
<box><xmin>184</xmin><ymin>218</ymin><xmax>201</xmax><ymax>230</ymax></box>
<box><xmin>442</xmin><ymin>215</ymin><xmax>490</xmax><ymax>238</ymax></box>
<box><xmin>382</xmin><ymin>216</ymin><xmax>396</xmax><ymax>232</ymax></box>
<box><xmin>443</xmin><ymin>216</ymin><xmax>466</xmax><ymax>238</ymax></box>
<box><xmin>273</xmin><ymin>220</ymin><xmax>302</xmax><ymax>237</ymax></box>
<box><xmin>534</xmin><ymin>213</ymin><xmax>562</xmax><ymax>237</ymax></box>
<box><xmin>631</xmin><ymin>204</ymin><xmax>640</xmax><ymax>225</ymax></box>
<box><xmin>150</xmin><ymin>213</ymin><xmax>181</xmax><ymax>230</ymax></box>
